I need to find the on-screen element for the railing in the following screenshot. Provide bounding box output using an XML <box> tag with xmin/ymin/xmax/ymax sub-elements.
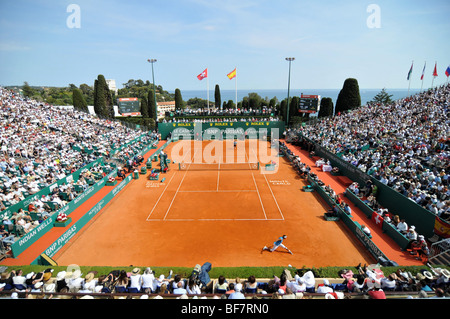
<box><xmin>429</xmin><ymin>239</ymin><xmax>450</xmax><ymax>261</ymax></box>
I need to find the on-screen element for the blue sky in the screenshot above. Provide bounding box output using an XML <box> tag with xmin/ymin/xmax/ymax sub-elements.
<box><xmin>0</xmin><ymin>0</ymin><xmax>449</xmax><ymax>92</ymax></box>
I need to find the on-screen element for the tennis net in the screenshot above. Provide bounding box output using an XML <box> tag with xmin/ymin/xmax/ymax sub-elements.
<box><xmin>178</xmin><ymin>162</ymin><xmax>260</xmax><ymax>171</ymax></box>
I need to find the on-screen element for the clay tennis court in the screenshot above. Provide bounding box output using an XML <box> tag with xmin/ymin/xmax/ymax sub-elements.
<box><xmin>49</xmin><ymin>139</ymin><xmax>377</xmax><ymax>268</ymax></box>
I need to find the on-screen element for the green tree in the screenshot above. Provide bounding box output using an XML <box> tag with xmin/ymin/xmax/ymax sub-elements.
<box><xmin>93</xmin><ymin>79</ymin><xmax>100</xmax><ymax>115</ymax></box>
<box><xmin>22</xmin><ymin>82</ymin><xmax>34</xmax><ymax>98</ymax></box>
<box><xmin>280</xmin><ymin>99</ymin><xmax>287</xmax><ymax>122</ymax></box>
<box><xmin>93</xmin><ymin>75</ymin><xmax>112</xmax><ymax>118</ymax></box>
<box><xmin>148</xmin><ymin>89</ymin><xmax>157</xmax><ymax>121</ymax></box>
<box><xmin>94</xmin><ymin>74</ymin><xmax>109</xmax><ymax>118</ymax></box>
<box><xmin>140</xmin><ymin>96</ymin><xmax>149</xmax><ymax>118</ymax></box>
<box><xmin>174</xmin><ymin>88</ymin><xmax>184</xmax><ymax>109</ymax></box>
<box><xmin>72</xmin><ymin>88</ymin><xmax>88</xmax><ymax>112</ymax></box>
<box><xmin>79</xmin><ymin>83</ymin><xmax>94</xmax><ymax>105</ymax></box>
<box><xmin>289</xmin><ymin>96</ymin><xmax>299</xmax><ymax>124</ymax></box>
<box><xmin>186</xmin><ymin>97</ymin><xmax>208</xmax><ymax>109</ymax></box>
<box><xmin>226</xmin><ymin>100</ymin><xmax>235</xmax><ymax>109</ymax></box>
<box><xmin>269</xmin><ymin>97</ymin><xmax>278</xmax><ymax>109</ymax></box>
<box><xmin>248</xmin><ymin>92</ymin><xmax>262</xmax><ymax>109</ymax></box>
<box><xmin>370</xmin><ymin>88</ymin><xmax>393</xmax><ymax>105</ymax></box>
<box><xmin>335</xmin><ymin>78</ymin><xmax>361</xmax><ymax>114</ymax></box>
<box><xmin>214</xmin><ymin>84</ymin><xmax>221</xmax><ymax>109</ymax></box>
<box><xmin>318</xmin><ymin>97</ymin><xmax>334</xmax><ymax>118</ymax></box>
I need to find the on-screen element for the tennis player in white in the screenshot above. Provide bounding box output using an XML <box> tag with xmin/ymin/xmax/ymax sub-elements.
<box><xmin>262</xmin><ymin>235</ymin><xmax>293</xmax><ymax>254</ymax></box>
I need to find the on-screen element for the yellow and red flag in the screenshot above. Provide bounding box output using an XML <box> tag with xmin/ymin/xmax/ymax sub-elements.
<box><xmin>227</xmin><ymin>68</ymin><xmax>237</xmax><ymax>80</ymax></box>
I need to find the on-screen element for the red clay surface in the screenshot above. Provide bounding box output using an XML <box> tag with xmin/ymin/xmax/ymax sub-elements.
<box><xmin>1</xmin><ymin>139</ymin><xmax>423</xmax><ymax>268</ymax></box>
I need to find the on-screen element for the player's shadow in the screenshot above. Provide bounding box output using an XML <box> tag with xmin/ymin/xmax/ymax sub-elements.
<box><xmin>261</xmin><ymin>249</ymin><xmax>292</xmax><ymax>254</ymax></box>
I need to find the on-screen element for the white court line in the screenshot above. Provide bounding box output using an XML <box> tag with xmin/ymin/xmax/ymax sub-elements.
<box><xmin>162</xmin><ymin>146</ymin><xmax>201</xmax><ymax>220</ymax></box>
<box><xmin>245</xmin><ymin>142</ymin><xmax>267</xmax><ymax>220</ymax></box>
<box><xmin>251</xmin><ymin>145</ymin><xmax>285</xmax><ymax>221</ymax></box>
<box><xmin>217</xmin><ymin>162</ymin><xmax>220</xmax><ymax>191</ymax></box>
<box><xmin>147</xmin><ymin>141</ymin><xmax>285</xmax><ymax>222</ymax></box>
<box><xmin>146</xmin><ymin>143</ymin><xmax>199</xmax><ymax>221</ymax></box>
<box><xmin>178</xmin><ymin>190</ymin><xmax>257</xmax><ymax>193</ymax></box>
<box><xmin>198</xmin><ymin>218</ymin><xmax>284</xmax><ymax>221</ymax></box>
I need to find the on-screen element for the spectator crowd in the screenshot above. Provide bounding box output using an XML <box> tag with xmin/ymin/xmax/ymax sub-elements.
<box><xmin>0</xmin><ymin>264</ymin><xmax>448</xmax><ymax>300</ymax></box>
<box><xmin>162</xmin><ymin>106</ymin><xmax>281</xmax><ymax>123</ymax></box>
<box><xmin>0</xmin><ymin>87</ymin><xmax>157</xmax><ymax>254</ymax></box>
<box><xmin>292</xmin><ymin>84</ymin><xmax>449</xmax><ymax>220</ymax></box>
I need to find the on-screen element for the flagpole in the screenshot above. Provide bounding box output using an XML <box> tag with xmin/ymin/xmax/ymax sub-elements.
<box><xmin>431</xmin><ymin>61</ymin><xmax>436</xmax><ymax>89</ymax></box>
<box><xmin>235</xmin><ymin>67</ymin><xmax>237</xmax><ymax>110</ymax></box>
<box><xmin>408</xmin><ymin>60</ymin><xmax>413</xmax><ymax>96</ymax></box>
<box><xmin>207</xmin><ymin>73</ymin><xmax>210</xmax><ymax>114</ymax></box>
<box><xmin>420</xmin><ymin>61</ymin><xmax>425</xmax><ymax>93</ymax></box>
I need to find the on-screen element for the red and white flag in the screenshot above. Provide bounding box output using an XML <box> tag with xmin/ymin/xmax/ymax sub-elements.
<box><xmin>371</xmin><ymin>211</ymin><xmax>384</xmax><ymax>228</ymax></box>
<box><xmin>420</xmin><ymin>62</ymin><xmax>426</xmax><ymax>80</ymax></box>
<box><xmin>197</xmin><ymin>68</ymin><xmax>208</xmax><ymax>80</ymax></box>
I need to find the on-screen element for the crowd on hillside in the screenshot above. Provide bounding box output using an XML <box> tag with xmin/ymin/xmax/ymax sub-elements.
<box><xmin>0</xmin><ymin>263</ymin><xmax>448</xmax><ymax>300</ymax></box>
<box><xmin>0</xmin><ymin>87</ymin><xmax>156</xmax><ymax>253</ymax></box>
<box><xmin>291</xmin><ymin>84</ymin><xmax>450</xmax><ymax>220</ymax></box>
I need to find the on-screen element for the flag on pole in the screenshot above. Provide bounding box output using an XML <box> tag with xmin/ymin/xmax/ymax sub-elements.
<box><xmin>445</xmin><ymin>66</ymin><xmax>450</xmax><ymax>77</ymax></box>
<box><xmin>197</xmin><ymin>68</ymin><xmax>208</xmax><ymax>80</ymax></box>
<box><xmin>420</xmin><ymin>62</ymin><xmax>426</xmax><ymax>80</ymax></box>
<box><xmin>227</xmin><ymin>68</ymin><xmax>237</xmax><ymax>80</ymax></box>
<box><xmin>407</xmin><ymin>62</ymin><xmax>413</xmax><ymax>80</ymax></box>
<box><xmin>432</xmin><ymin>62</ymin><xmax>438</xmax><ymax>77</ymax></box>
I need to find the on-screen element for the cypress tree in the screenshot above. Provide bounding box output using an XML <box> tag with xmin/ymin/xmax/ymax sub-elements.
<box><xmin>148</xmin><ymin>89</ymin><xmax>157</xmax><ymax>121</ymax></box>
<box><xmin>140</xmin><ymin>96</ymin><xmax>149</xmax><ymax>118</ymax></box>
<box><xmin>93</xmin><ymin>79</ymin><xmax>102</xmax><ymax>116</ymax></box>
<box><xmin>289</xmin><ymin>96</ymin><xmax>299</xmax><ymax>123</ymax></box>
<box><xmin>93</xmin><ymin>75</ymin><xmax>109</xmax><ymax>118</ymax></box>
<box><xmin>214</xmin><ymin>84</ymin><xmax>221</xmax><ymax>109</ymax></box>
<box><xmin>335</xmin><ymin>78</ymin><xmax>361</xmax><ymax>114</ymax></box>
<box><xmin>72</xmin><ymin>88</ymin><xmax>88</xmax><ymax>112</ymax></box>
<box><xmin>174</xmin><ymin>88</ymin><xmax>183</xmax><ymax>109</ymax></box>
<box><xmin>280</xmin><ymin>99</ymin><xmax>287</xmax><ymax>122</ymax></box>
<box><xmin>97</xmin><ymin>74</ymin><xmax>114</xmax><ymax>118</ymax></box>
<box><xmin>318</xmin><ymin>97</ymin><xmax>334</xmax><ymax>118</ymax></box>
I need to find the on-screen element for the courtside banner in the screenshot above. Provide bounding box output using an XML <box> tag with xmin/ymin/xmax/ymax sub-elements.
<box><xmin>308</xmin><ymin>176</ymin><xmax>389</xmax><ymax>261</ymax></box>
<box><xmin>35</xmin><ymin>174</ymin><xmax>133</xmax><ymax>262</ymax></box>
<box><xmin>10</xmin><ymin>168</ymin><xmax>117</xmax><ymax>258</ymax></box>
<box><xmin>33</xmin><ymin>139</ymin><xmax>167</xmax><ymax>263</ymax></box>
<box><xmin>0</xmin><ymin>158</ymin><xmax>104</xmax><ymax>221</ymax></box>
<box><xmin>158</xmin><ymin>121</ymin><xmax>285</xmax><ymax>140</ymax></box>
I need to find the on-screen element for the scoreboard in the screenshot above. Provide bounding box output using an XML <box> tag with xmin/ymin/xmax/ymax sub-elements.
<box><xmin>298</xmin><ymin>94</ymin><xmax>321</xmax><ymax>114</ymax></box>
<box><xmin>118</xmin><ymin>98</ymin><xmax>141</xmax><ymax>116</ymax></box>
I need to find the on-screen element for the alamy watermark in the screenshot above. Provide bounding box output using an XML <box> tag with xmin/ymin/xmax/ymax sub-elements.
<box><xmin>366</xmin><ymin>4</ymin><xmax>381</xmax><ymax>29</ymax></box>
<box><xmin>66</xmin><ymin>4</ymin><xmax>81</xmax><ymax>29</ymax></box>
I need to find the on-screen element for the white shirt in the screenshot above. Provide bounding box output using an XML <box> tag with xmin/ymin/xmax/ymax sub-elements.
<box><xmin>397</xmin><ymin>222</ymin><xmax>408</xmax><ymax>232</ymax></box>
<box><xmin>316</xmin><ymin>285</ymin><xmax>334</xmax><ymax>294</ymax></box>
<box><xmin>129</xmin><ymin>274</ymin><xmax>142</xmax><ymax>290</ymax></box>
<box><xmin>187</xmin><ymin>284</ymin><xmax>201</xmax><ymax>295</ymax></box>
<box><xmin>141</xmin><ymin>273</ymin><xmax>155</xmax><ymax>289</ymax></box>
<box><xmin>82</xmin><ymin>280</ymin><xmax>97</xmax><ymax>292</ymax></box>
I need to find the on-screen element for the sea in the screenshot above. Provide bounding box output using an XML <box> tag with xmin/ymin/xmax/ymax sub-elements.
<box><xmin>172</xmin><ymin>88</ymin><xmax>423</xmax><ymax>107</ymax></box>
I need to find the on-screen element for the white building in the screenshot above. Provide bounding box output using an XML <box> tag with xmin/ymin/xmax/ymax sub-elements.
<box><xmin>106</xmin><ymin>79</ymin><xmax>118</xmax><ymax>95</ymax></box>
<box><xmin>157</xmin><ymin>101</ymin><xmax>175</xmax><ymax>120</ymax></box>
